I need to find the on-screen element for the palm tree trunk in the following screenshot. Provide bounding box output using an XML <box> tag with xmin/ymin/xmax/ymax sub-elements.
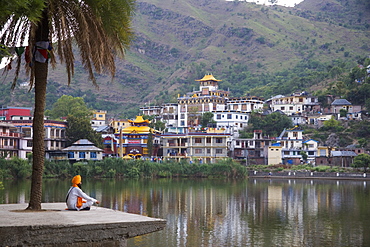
<box><xmin>26</xmin><ymin>10</ymin><xmax>49</xmax><ymax>211</ymax></box>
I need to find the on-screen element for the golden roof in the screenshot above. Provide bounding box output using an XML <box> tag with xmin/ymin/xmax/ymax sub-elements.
<box><xmin>195</xmin><ymin>74</ymin><xmax>221</xmax><ymax>82</ymax></box>
<box><xmin>122</xmin><ymin>126</ymin><xmax>152</xmax><ymax>134</ymax></box>
<box><xmin>128</xmin><ymin>115</ymin><xmax>150</xmax><ymax>124</ymax></box>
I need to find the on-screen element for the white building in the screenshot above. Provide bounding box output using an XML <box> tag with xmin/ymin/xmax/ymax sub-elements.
<box><xmin>140</xmin><ymin>74</ymin><xmax>264</xmax><ymax>134</ymax></box>
<box><xmin>268</xmin><ymin>92</ymin><xmax>320</xmax><ymax>116</ymax></box>
<box><xmin>63</xmin><ymin>139</ymin><xmax>103</xmax><ymax>161</ymax></box>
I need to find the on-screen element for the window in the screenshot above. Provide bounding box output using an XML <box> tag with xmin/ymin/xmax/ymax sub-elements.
<box><xmin>236</xmin><ymin>141</ymin><xmax>240</xmax><ymax>145</ymax></box>
<box><xmin>215</xmin><ymin>138</ymin><xmax>223</xmax><ymax>143</ymax></box>
<box><xmin>289</xmin><ymin>106</ymin><xmax>293</xmax><ymax>110</ymax></box>
<box><xmin>308</xmin><ymin>151</ymin><xmax>314</xmax><ymax>156</ymax></box>
<box><xmin>195</xmin><ymin>148</ymin><xmax>202</xmax><ymax>154</ymax></box>
<box><xmin>79</xmin><ymin>152</ymin><xmax>86</xmax><ymax>159</ymax></box>
<box><xmin>281</xmin><ymin>106</ymin><xmax>285</xmax><ymax>110</ymax></box>
<box><xmin>207</xmin><ymin>149</ymin><xmax>211</xmax><ymax>154</ymax></box>
<box><xmin>68</xmin><ymin>152</ymin><xmax>74</xmax><ymax>159</ymax></box>
<box><xmin>206</xmin><ymin>137</ymin><xmax>211</xmax><ymax>143</ymax></box>
<box><xmin>227</xmin><ymin>114</ymin><xmax>232</xmax><ymax>119</ymax></box>
<box><xmin>216</xmin><ymin>149</ymin><xmax>223</xmax><ymax>154</ymax></box>
<box><xmin>217</xmin><ymin>114</ymin><xmax>221</xmax><ymax>120</ymax></box>
<box><xmin>90</xmin><ymin>152</ymin><xmax>97</xmax><ymax>159</ymax></box>
<box><xmin>27</xmin><ymin>140</ymin><xmax>33</xmax><ymax>147</ymax></box>
<box><xmin>195</xmin><ymin>138</ymin><xmax>202</xmax><ymax>144</ymax></box>
<box><xmin>181</xmin><ymin>121</ymin><xmax>185</xmax><ymax>126</ymax></box>
<box><xmin>181</xmin><ymin>114</ymin><xmax>185</xmax><ymax>119</ymax></box>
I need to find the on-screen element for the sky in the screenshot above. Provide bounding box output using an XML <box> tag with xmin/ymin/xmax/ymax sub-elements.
<box><xmin>226</xmin><ymin>0</ymin><xmax>305</xmax><ymax>7</ymax></box>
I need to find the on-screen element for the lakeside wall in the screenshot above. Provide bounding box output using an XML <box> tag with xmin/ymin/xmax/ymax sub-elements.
<box><xmin>248</xmin><ymin>171</ymin><xmax>370</xmax><ymax>180</ymax></box>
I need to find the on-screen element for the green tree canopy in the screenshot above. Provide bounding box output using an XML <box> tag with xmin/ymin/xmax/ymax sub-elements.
<box><xmin>352</xmin><ymin>153</ymin><xmax>370</xmax><ymax>172</ymax></box>
<box><xmin>247</xmin><ymin>112</ymin><xmax>293</xmax><ymax>137</ymax></box>
<box><xmin>143</xmin><ymin>115</ymin><xmax>166</xmax><ymax>131</ymax></box>
<box><xmin>201</xmin><ymin>112</ymin><xmax>216</xmax><ymax>128</ymax></box>
<box><xmin>66</xmin><ymin>115</ymin><xmax>103</xmax><ymax>148</ymax></box>
<box><xmin>321</xmin><ymin>116</ymin><xmax>343</xmax><ymax>131</ymax></box>
<box><xmin>46</xmin><ymin>95</ymin><xmax>92</xmax><ymax>119</ymax></box>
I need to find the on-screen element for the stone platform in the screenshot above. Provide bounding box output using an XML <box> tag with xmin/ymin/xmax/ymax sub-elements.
<box><xmin>0</xmin><ymin>203</ymin><xmax>166</xmax><ymax>246</ymax></box>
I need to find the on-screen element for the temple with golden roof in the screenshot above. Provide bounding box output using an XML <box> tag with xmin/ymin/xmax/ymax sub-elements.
<box><xmin>115</xmin><ymin>116</ymin><xmax>160</xmax><ymax>158</ymax></box>
<box><xmin>140</xmin><ymin>73</ymin><xmax>264</xmax><ymax>134</ymax></box>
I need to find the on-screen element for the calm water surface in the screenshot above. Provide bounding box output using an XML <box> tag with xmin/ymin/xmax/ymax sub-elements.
<box><xmin>1</xmin><ymin>178</ymin><xmax>369</xmax><ymax>247</ymax></box>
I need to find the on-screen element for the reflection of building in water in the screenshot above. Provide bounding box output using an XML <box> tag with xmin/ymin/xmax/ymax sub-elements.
<box><xmin>268</xmin><ymin>186</ymin><xmax>282</xmax><ymax>210</ymax></box>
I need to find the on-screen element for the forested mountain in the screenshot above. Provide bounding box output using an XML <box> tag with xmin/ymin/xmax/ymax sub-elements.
<box><xmin>1</xmin><ymin>0</ymin><xmax>369</xmax><ymax>118</ymax></box>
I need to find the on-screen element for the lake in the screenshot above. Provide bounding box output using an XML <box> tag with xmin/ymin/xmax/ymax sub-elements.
<box><xmin>1</xmin><ymin>178</ymin><xmax>369</xmax><ymax>246</ymax></box>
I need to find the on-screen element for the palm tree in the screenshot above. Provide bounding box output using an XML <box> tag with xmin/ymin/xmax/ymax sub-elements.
<box><xmin>1</xmin><ymin>0</ymin><xmax>135</xmax><ymax>210</ymax></box>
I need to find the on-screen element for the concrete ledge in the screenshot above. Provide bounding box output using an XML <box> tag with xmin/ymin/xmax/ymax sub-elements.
<box><xmin>0</xmin><ymin>203</ymin><xmax>166</xmax><ymax>246</ymax></box>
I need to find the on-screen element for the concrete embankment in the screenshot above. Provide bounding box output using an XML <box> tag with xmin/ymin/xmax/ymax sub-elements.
<box><xmin>248</xmin><ymin>171</ymin><xmax>370</xmax><ymax>180</ymax></box>
<box><xmin>0</xmin><ymin>203</ymin><xmax>166</xmax><ymax>246</ymax></box>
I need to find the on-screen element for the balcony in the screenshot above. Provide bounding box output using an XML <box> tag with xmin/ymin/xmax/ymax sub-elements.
<box><xmin>168</xmin><ymin>143</ymin><xmax>187</xmax><ymax>147</ymax></box>
<box><xmin>0</xmin><ymin>132</ymin><xmax>21</xmax><ymax>138</ymax></box>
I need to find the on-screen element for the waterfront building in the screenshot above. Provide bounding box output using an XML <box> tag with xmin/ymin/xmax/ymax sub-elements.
<box><xmin>231</xmin><ymin>130</ymin><xmax>273</xmax><ymax>165</ymax></box>
<box><xmin>0</xmin><ymin>122</ymin><xmax>21</xmax><ymax>159</ymax></box>
<box><xmin>11</xmin><ymin>120</ymin><xmax>67</xmax><ymax>160</ymax></box>
<box><xmin>161</xmin><ymin>128</ymin><xmax>230</xmax><ymax>163</ymax></box>
<box><xmin>268</xmin><ymin>126</ymin><xmax>305</xmax><ymax>165</ymax></box>
<box><xmin>63</xmin><ymin>139</ymin><xmax>103</xmax><ymax>161</ymax></box>
<box><xmin>302</xmin><ymin>139</ymin><xmax>319</xmax><ymax>164</ymax></box>
<box><xmin>116</xmin><ymin>116</ymin><xmax>161</xmax><ymax>159</ymax></box>
<box><xmin>268</xmin><ymin>144</ymin><xmax>282</xmax><ymax>165</ymax></box>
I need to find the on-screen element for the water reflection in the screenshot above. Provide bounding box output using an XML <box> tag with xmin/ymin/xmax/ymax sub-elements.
<box><xmin>1</xmin><ymin>178</ymin><xmax>369</xmax><ymax>246</ymax></box>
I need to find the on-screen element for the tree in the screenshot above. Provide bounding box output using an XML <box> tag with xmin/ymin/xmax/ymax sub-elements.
<box><xmin>339</xmin><ymin>109</ymin><xmax>347</xmax><ymax>118</ymax></box>
<box><xmin>200</xmin><ymin>112</ymin><xmax>216</xmax><ymax>128</ymax></box>
<box><xmin>0</xmin><ymin>0</ymin><xmax>134</xmax><ymax>210</ymax></box>
<box><xmin>66</xmin><ymin>115</ymin><xmax>103</xmax><ymax>148</ymax></box>
<box><xmin>322</xmin><ymin>116</ymin><xmax>342</xmax><ymax>131</ymax></box>
<box><xmin>352</xmin><ymin>153</ymin><xmax>370</xmax><ymax>172</ymax></box>
<box><xmin>46</xmin><ymin>95</ymin><xmax>92</xmax><ymax>120</ymax></box>
<box><xmin>300</xmin><ymin>151</ymin><xmax>308</xmax><ymax>163</ymax></box>
<box><xmin>248</xmin><ymin>112</ymin><xmax>293</xmax><ymax>137</ymax></box>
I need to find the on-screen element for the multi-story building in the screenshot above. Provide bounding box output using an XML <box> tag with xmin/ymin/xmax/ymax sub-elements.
<box><xmin>109</xmin><ymin>119</ymin><xmax>131</xmax><ymax>132</ymax></box>
<box><xmin>116</xmin><ymin>116</ymin><xmax>161</xmax><ymax>158</ymax></box>
<box><xmin>140</xmin><ymin>74</ymin><xmax>264</xmax><ymax>134</ymax></box>
<box><xmin>10</xmin><ymin>120</ymin><xmax>67</xmax><ymax>160</ymax></box>
<box><xmin>162</xmin><ymin>128</ymin><xmax>230</xmax><ymax>163</ymax></box>
<box><xmin>0</xmin><ymin>122</ymin><xmax>22</xmax><ymax>159</ymax></box>
<box><xmin>268</xmin><ymin>126</ymin><xmax>305</xmax><ymax>165</ymax></box>
<box><xmin>0</xmin><ymin>107</ymin><xmax>33</xmax><ymax>120</ymax></box>
<box><xmin>91</xmin><ymin>110</ymin><xmax>107</xmax><ymax>130</ymax></box>
<box><xmin>268</xmin><ymin>92</ymin><xmax>320</xmax><ymax>116</ymax></box>
<box><xmin>231</xmin><ymin>130</ymin><xmax>273</xmax><ymax>165</ymax></box>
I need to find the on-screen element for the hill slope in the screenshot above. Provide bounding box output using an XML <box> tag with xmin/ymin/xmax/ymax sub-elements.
<box><xmin>1</xmin><ymin>0</ymin><xmax>369</xmax><ymax>118</ymax></box>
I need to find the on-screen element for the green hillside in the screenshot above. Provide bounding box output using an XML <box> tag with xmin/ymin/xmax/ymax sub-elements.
<box><xmin>1</xmin><ymin>0</ymin><xmax>369</xmax><ymax>118</ymax></box>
